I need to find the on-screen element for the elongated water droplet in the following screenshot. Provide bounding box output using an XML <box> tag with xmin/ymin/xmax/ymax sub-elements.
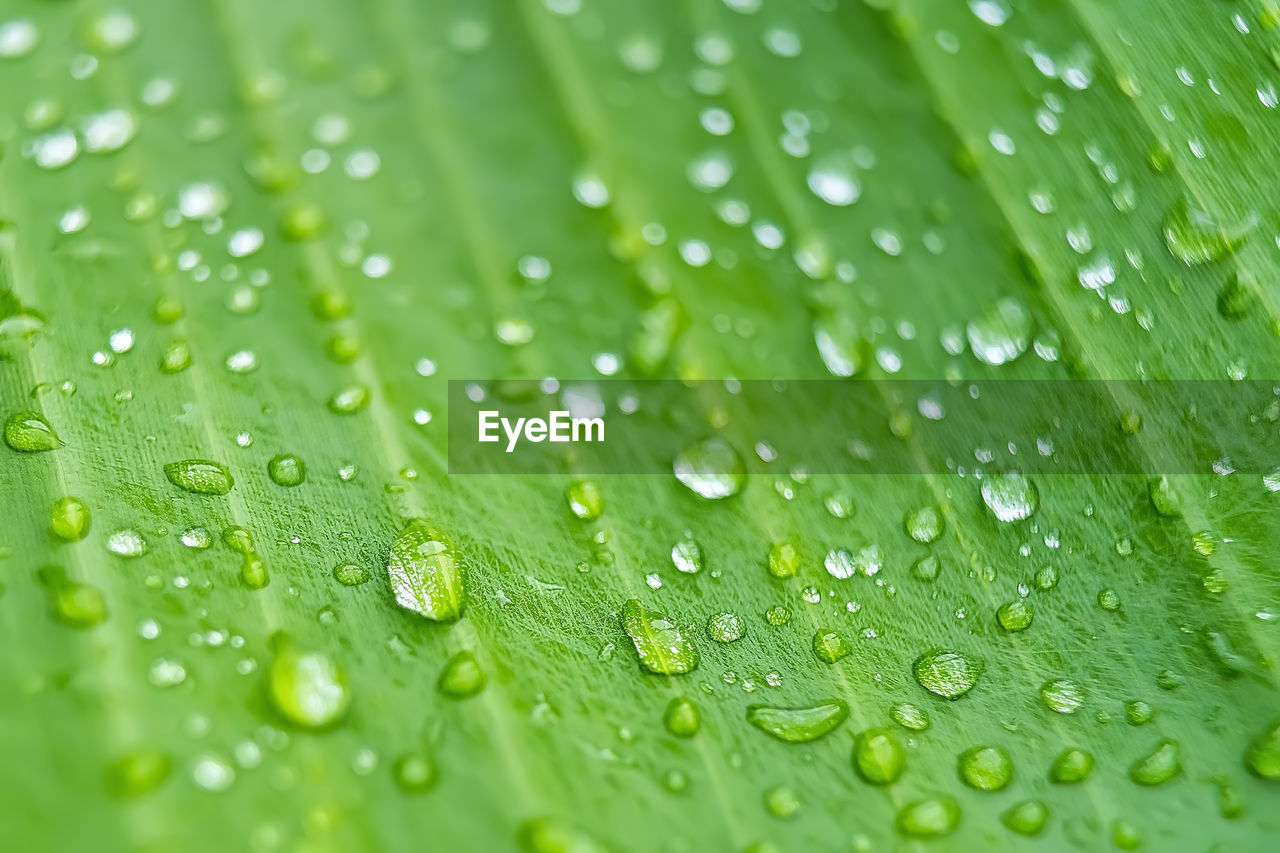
<box><xmin>164</xmin><ymin>459</ymin><xmax>233</xmax><ymax>495</ymax></box>
<box><xmin>387</xmin><ymin>522</ymin><xmax>464</xmax><ymax>621</ymax></box>
<box><xmin>745</xmin><ymin>700</ymin><xmax>848</xmax><ymax>743</ymax></box>
<box><xmin>673</xmin><ymin>437</ymin><xmax>745</xmax><ymax>500</ymax></box>
<box><xmin>50</xmin><ymin>496</ymin><xmax>90</xmax><ymax>541</ymax></box>
<box><xmin>896</xmin><ymin>797</ymin><xmax>961</xmax><ymax>839</ymax></box>
<box><xmin>981</xmin><ymin>471</ymin><xmax>1038</xmax><ymax>522</ymax></box>
<box><xmin>1163</xmin><ymin>196</ymin><xmax>1255</xmax><ymax>265</ymax></box>
<box><xmin>913</xmin><ymin>649</ymin><xmax>983</xmax><ymax>699</ymax></box>
<box><xmin>620</xmin><ymin>599</ymin><xmax>699</xmax><ymax>675</ymax></box>
<box><xmin>333</xmin><ymin>563</ymin><xmax>369</xmax><ymax>586</ymax></box>
<box><xmin>959</xmin><ymin>745</ymin><xmax>1013</xmax><ymax>790</ymax></box>
<box><xmin>852</xmin><ymin>728</ymin><xmax>905</xmax><ymax>784</ymax></box>
<box><xmin>438</xmin><ymin>650</ymin><xmax>486</xmax><ymax>698</ymax></box>
<box><xmin>517</xmin><ymin>818</ymin><xmax>605</xmax><ymax>853</ymax></box>
<box><xmin>891</xmin><ymin>702</ymin><xmax>930</xmax><ymax>731</ymax></box>
<box><xmin>222</xmin><ymin>525</ymin><xmax>268</xmax><ymax>589</ymax></box>
<box><xmin>105</xmin><ymin>749</ymin><xmax>171</xmax><ymax>798</ymax></box>
<box><xmin>1245</xmin><ymin>720</ymin><xmax>1280</xmax><ymax>779</ymax></box>
<box><xmin>266</xmin><ymin>637</ymin><xmax>351</xmax><ymax>728</ymax></box>
<box><xmin>664</xmin><ymin>697</ymin><xmax>701</xmax><ymax>737</ymax></box>
<box><xmin>1129</xmin><ymin>739</ymin><xmax>1181</xmax><ymax>785</ymax></box>
<box><xmin>813</xmin><ymin>310</ymin><xmax>866</xmax><ymax>377</ymax></box>
<box><xmin>4</xmin><ymin>410</ymin><xmax>61</xmax><ymax>452</ymax></box>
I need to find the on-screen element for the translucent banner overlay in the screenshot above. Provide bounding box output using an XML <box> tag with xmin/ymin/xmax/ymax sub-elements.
<box><xmin>447</xmin><ymin>380</ymin><xmax>1280</xmax><ymax>476</ymax></box>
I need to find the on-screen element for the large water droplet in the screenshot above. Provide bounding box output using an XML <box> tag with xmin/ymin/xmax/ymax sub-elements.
<box><xmin>1163</xmin><ymin>196</ymin><xmax>1255</xmax><ymax>265</ymax></box>
<box><xmin>959</xmin><ymin>745</ymin><xmax>1013</xmax><ymax>791</ymax></box>
<box><xmin>438</xmin><ymin>650</ymin><xmax>486</xmax><ymax>698</ymax></box>
<box><xmin>387</xmin><ymin>522</ymin><xmax>464</xmax><ymax>621</ymax></box>
<box><xmin>49</xmin><ymin>496</ymin><xmax>90</xmax><ymax>541</ymax></box>
<box><xmin>981</xmin><ymin>472</ymin><xmax>1038</xmax><ymax>522</ymax></box>
<box><xmin>852</xmin><ymin>728</ymin><xmax>905</xmax><ymax>784</ymax></box>
<box><xmin>967</xmin><ymin>298</ymin><xmax>1032</xmax><ymax>366</ymax></box>
<box><xmin>620</xmin><ymin>599</ymin><xmax>699</xmax><ymax>675</ymax></box>
<box><xmin>746</xmin><ymin>700</ymin><xmax>848</xmax><ymax>743</ymax></box>
<box><xmin>1050</xmin><ymin>747</ymin><xmax>1094</xmax><ymax>783</ymax></box>
<box><xmin>1129</xmin><ymin>739</ymin><xmax>1181</xmax><ymax>785</ymax></box>
<box><xmin>4</xmin><ymin>410</ymin><xmax>62</xmax><ymax>452</ymax></box>
<box><xmin>673</xmin><ymin>437</ymin><xmax>745</xmax><ymax>500</ymax></box>
<box><xmin>663</xmin><ymin>697</ymin><xmax>701</xmax><ymax>737</ymax></box>
<box><xmin>896</xmin><ymin>797</ymin><xmax>961</xmax><ymax>839</ymax></box>
<box><xmin>913</xmin><ymin>649</ymin><xmax>983</xmax><ymax>699</ymax></box>
<box><xmin>164</xmin><ymin>459</ymin><xmax>233</xmax><ymax>495</ymax></box>
<box><xmin>1002</xmin><ymin>800</ymin><xmax>1048</xmax><ymax>836</ymax></box>
<box><xmin>266</xmin><ymin>637</ymin><xmax>351</xmax><ymax>729</ymax></box>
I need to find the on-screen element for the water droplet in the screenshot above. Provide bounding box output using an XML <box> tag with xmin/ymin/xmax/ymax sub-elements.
<box><xmin>328</xmin><ymin>384</ymin><xmax>370</xmax><ymax>415</ymax></box>
<box><xmin>1147</xmin><ymin>476</ymin><xmax>1181</xmax><ymax>518</ymax></box>
<box><xmin>813</xmin><ymin>628</ymin><xmax>851</xmax><ymax>664</ymax></box>
<box><xmin>959</xmin><ymin>745</ymin><xmax>1013</xmax><ymax>791</ymax></box>
<box><xmin>1039</xmin><ymin>678</ymin><xmax>1085</xmax><ymax>714</ymax></box>
<box><xmin>0</xmin><ymin>19</ymin><xmax>38</xmax><ymax>58</ymax></box>
<box><xmin>32</xmin><ymin>129</ymin><xmax>79</xmax><ymax>170</ymax></box>
<box><xmin>438</xmin><ymin>650</ymin><xmax>486</xmax><ymax>698</ymax></box>
<box><xmin>891</xmin><ymin>702</ymin><xmax>931</xmax><ymax>731</ymax></box>
<box><xmin>39</xmin><ymin>567</ymin><xmax>107</xmax><ymax>628</ymax></box>
<box><xmin>968</xmin><ymin>298</ymin><xmax>1032</xmax><ymax>366</ymax></box>
<box><xmin>766</xmin><ymin>542</ymin><xmax>799</xmax><ymax>578</ymax></box>
<box><xmin>1245</xmin><ymin>720</ymin><xmax>1280</xmax><ymax>779</ymax></box>
<box><xmin>1124</xmin><ymin>699</ymin><xmax>1154</xmax><ymax>726</ymax></box>
<box><xmin>981</xmin><ymin>472</ymin><xmax>1038</xmax><ymax>522</ymax></box>
<box><xmin>178</xmin><ymin>181</ymin><xmax>230</xmax><ymax>220</ymax></box>
<box><xmin>566</xmin><ymin>480</ymin><xmax>603</xmax><ymax>520</ymax></box>
<box><xmin>393</xmin><ymin>753</ymin><xmax>437</xmax><ymax>793</ymax></box>
<box><xmin>1129</xmin><ymin>739</ymin><xmax>1181</xmax><ymax>785</ymax></box>
<box><xmin>4</xmin><ymin>410</ymin><xmax>62</xmax><ymax>452</ymax></box>
<box><xmin>663</xmin><ymin>697</ymin><xmax>701</xmax><ymax>737</ymax></box>
<box><xmin>267</xmin><ymin>454</ymin><xmax>306</xmax><ymax>486</ymax></box>
<box><xmin>913</xmin><ymin>649</ymin><xmax>983</xmax><ymax>699</ymax></box>
<box><xmin>706</xmin><ymin>611</ymin><xmax>744</xmax><ymax>643</ymax></box>
<box><xmin>1163</xmin><ymin>196</ymin><xmax>1255</xmax><ymax>265</ymax></box>
<box><xmin>852</xmin><ymin>728</ymin><xmax>905</xmax><ymax>784</ymax></box>
<box><xmin>191</xmin><ymin>754</ymin><xmax>235</xmax><ymax>792</ymax></box>
<box><xmin>106</xmin><ymin>528</ymin><xmax>148</xmax><ymax>558</ymax></box>
<box><xmin>81</xmin><ymin>108</ymin><xmax>137</xmax><ymax>153</ymax></box>
<box><xmin>763</xmin><ymin>784</ymin><xmax>801</xmax><ymax>819</ymax></box>
<box><xmin>896</xmin><ymin>797</ymin><xmax>961</xmax><ymax>839</ymax></box>
<box><xmin>164</xmin><ymin>459</ymin><xmax>233</xmax><ymax>495</ymax></box>
<box><xmin>517</xmin><ymin>818</ymin><xmax>604</xmax><ymax>852</ymax></box>
<box><xmin>49</xmin><ymin>496</ymin><xmax>90</xmax><ymax>541</ymax></box>
<box><xmin>807</xmin><ymin>157</ymin><xmax>861</xmax><ymax>206</ymax></box>
<box><xmin>996</xmin><ymin>599</ymin><xmax>1034</xmax><ymax>632</ymax></box>
<box><xmin>387</xmin><ymin>522</ymin><xmax>464</xmax><ymax>621</ymax></box>
<box><xmin>671</xmin><ymin>537</ymin><xmax>703</xmax><ymax>574</ymax></box>
<box><xmin>813</xmin><ymin>311</ymin><xmax>866</xmax><ymax>377</ymax></box>
<box><xmin>620</xmin><ymin>599</ymin><xmax>699</xmax><ymax>675</ymax></box>
<box><xmin>1001</xmin><ymin>800</ymin><xmax>1048</xmax><ymax>836</ymax></box>
<box><xmin>266</xmin><ymin>637</ymin><xmax>351</xmax><ymax>729</ymax></box>
<box><xmin>1050</xmin><ymin>747</ymin><xmax>1095</xmax><ymax>783</ymax></box>
<box><xmin>904</xmin><ymin>505</ymin><xmax>944</xmax><ymax>544</ymax></box>
<box><xmin>105</xmin><ymin>749</ymin><xmax>171</xmax><ymax>798</ymax></box>
<box><xmin>745</xmin><ymin>700</ymin><xmax>848</xmax><ymax>743</ymax></box>
<box><xmin>333</xmin><ymin>563</ymin><xmax>369</xmax><ymax>586</ymax></box>
<box><xmin>673</xmin><ymin>437</ymin><xmax>745</xmax><ymax>500</ymax></box>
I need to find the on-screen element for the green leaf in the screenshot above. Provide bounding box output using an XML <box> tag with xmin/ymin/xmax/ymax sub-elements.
<box><xmin>2</xmin><ymin>0</ymin><xmax>1279</xmax><ymax>850</ymax></box>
